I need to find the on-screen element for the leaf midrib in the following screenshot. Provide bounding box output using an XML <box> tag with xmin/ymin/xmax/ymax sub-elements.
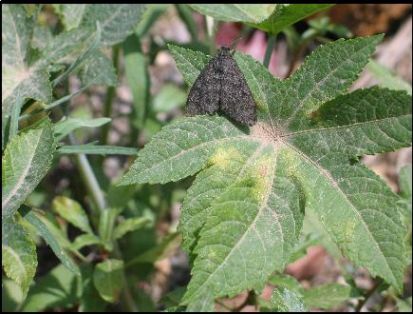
<box><xmin>282</xmin><ymin>114</ymin><xmax>412</xmax><ymax>138</ymax></box>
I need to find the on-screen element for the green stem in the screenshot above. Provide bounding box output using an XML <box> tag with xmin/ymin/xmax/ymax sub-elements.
<box><xmin>101</xmin><ymin>45</ymin><xmax>120</xmax><ymax>145</ymax></box>
<box><xmin>114</xmin><ymin>243</ymin><xmax>139</xmax><ymax>311</ymax></box>
<box><xmin>69</xmin><ymin>134</ymin><xmax>106</xmax><ymax>214</ymax></box>
<box><xmin>263</xmin><ymin>35</ymin><xmax>276</xmax><ymax>68</ymax></box>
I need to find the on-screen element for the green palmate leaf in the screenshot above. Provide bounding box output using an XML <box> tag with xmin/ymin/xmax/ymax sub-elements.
<box><xmin>251</xmin><ymin>4</ymin><xmax>334</xmax><ymax>35</ymax></box>
<box><xmin>81</xmin><ymin>4</ymin><xmax>146</xmax><ymax>46</ymax></box>
<box><xmin>113</xmin><ymin>217</ymin><xmax>152</xmax><ymax>240</ymax></box>
<box><xmin>266</xmin><ymin>288</ymin><xmax>306</xmax><ymax>312</ymax></box>
<box><xmin>21</xmin><ymin>264</ymin><xmax>81</xmax><ymax>312</ymax></box>
<box><xmin>189</xmin><ymin>4</ymin><xmax>276</xmax><ymax>23</ymax></box>
<box><xmin>54</xmin><ymin>116</ymin><xmax>111</xmax><ymax>141</ymax></box>
<box><xmin>302</xmin><ymin>283</ymin><xmax>351</xmax><ymax>310</ymax></box>
<box><xmin>19</xmin><ymin>206</ymin><xmax>80</xmax><ymax>275</ymax></box>
<box><xmin>120</xmin><ymin>35</ymin><xmax>411</xmax><ymax>303</ymax></box>
<box><xmin>2</xmin><ymin>216</ymin><xmax>37</xmax><ymax>297</ymax></box>
<box><xmin>93</xmin><ymin>259</ymin><xmax>124</xmax><ymax>303</ymax></box>
<box><xmin>52</xmin><ymin>196</ymin><xmax>93</xmax><ymax>234</ymax></box>
<box><xmin>53</xmin><ymin>4</ymin><xmax>88</xmax><ymax>31</ymax></box>
<box><xmin>2</xmin><ymin>120</ymin><xmax>55</xmax><ymax>217</ymax></box>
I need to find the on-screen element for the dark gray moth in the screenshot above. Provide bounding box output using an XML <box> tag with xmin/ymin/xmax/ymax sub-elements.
<box><xmin>186</xmin><ymin>47</ymin><xmax>257</xmax><ymax>126</ymax></box>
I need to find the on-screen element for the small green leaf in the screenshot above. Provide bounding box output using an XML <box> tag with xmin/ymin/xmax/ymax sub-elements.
<box><xmin>81</xmin><ymin>4</ymin><xmax>146</xmax><ymax>46</ymax></box>
<box><xmin>302</xmin><ymin>283</ymin><xmax>351</xmax><ymax>310</ymax></box>
<box><xmin>252</xmin><ymin>4</ymin><xmax>333</xmax><ymax>34</ymax></box>
<box><xmin>71</xmin><ymin>233</ymin><xmax>101</xmax><ymax>250</ymax></box>
<box><xmin>19</xmin><ymin>206</ymin><xmax>80</xmax><ymax>275</ymax></box>
<box><xmin>2</xmin><ymin>215</ymin><xmax>37</xmax><ymax>297</ymax></box>
<box><xmin>21</xmin><ymin>264</ymin><xmax>81</xmax><ymax>311</ymax></box>
<box><xmin>93</xmin><ymin>259</ymin><xmax>124</xmax><ymax>303</ymax></box>
<box><xmin>113</xmin><ymin>217</ymin><xmax>152</xmax><ymax>240</ymax></box>
<box><xmin>2</xmin><ymin>120</ymin><xmax>55</xmax><ymax>217</ymax></box>
<box><xmin>32</xmin><ymin>211</ymin><xmax>73</xmax><ymax>251</ymax></box>
<box><xmin>52</xmin><ymin>196</ymin><xmax>93</xmax><ymax>234</ymax></box>
<box><xmin>79</xmin><ymin>265</ymin><xmax>107</xmax><ymax>311</ymax></box>
<box><xmin>54</xmin><ymin>116</ymin><xmax>111</xmax><ymax>141</ymax></box>
<box><xmin>189</xmin><ymin>4</ymin><xmax>276</xmax><ymax>23</ymax></box>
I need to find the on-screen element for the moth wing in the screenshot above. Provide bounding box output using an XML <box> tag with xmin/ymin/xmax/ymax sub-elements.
<box><xmin>219</xmin><ymin>55</ymin><xmax>256</xmax><ymax>126</ymax></box>
<box><xmin>186</xmin><ymin>59</ymin><xmax>220</xmax><ymax>116</ymax></box>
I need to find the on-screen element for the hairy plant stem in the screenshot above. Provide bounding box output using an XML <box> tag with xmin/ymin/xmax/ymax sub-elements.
<box><xmin>69</xmin><ymin>134</ymin><xmax>107</xmax><ymax>214</ymax></box>
<box><xmin>263</xmin><ymin>35</ymin><xmax>276</xmax><ymax>68</ymax></box>
<box><xmin>101</xmin><ymin>45</ymin><xmax>120</xmax><ymax>145</ymax></box>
